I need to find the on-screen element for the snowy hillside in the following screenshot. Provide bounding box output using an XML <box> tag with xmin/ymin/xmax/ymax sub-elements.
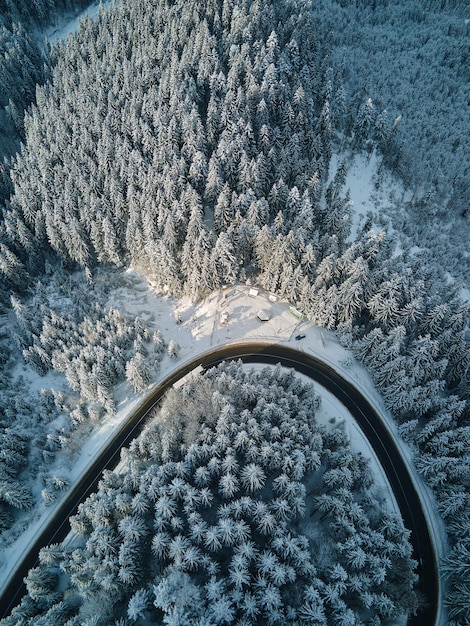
<box><xmin>0</xmin><ymin>0</ymin><xmax>469</xmax><ymax>623</ymax></box>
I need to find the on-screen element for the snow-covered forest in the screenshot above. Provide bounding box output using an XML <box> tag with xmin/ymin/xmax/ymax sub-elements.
<box><xmin>0</xmin><ymin>0</ymin><xmax>93</xmax><ymax>165</ymax></box>
<box><xmin>0</xmin><ymin>0</ymin><xmax>469</xmax><ymax>623</ymax></box>
<box><xmin>5</xmin><ymin>363</ymin><xmax>419</xmax><ymax>625</ymax></box>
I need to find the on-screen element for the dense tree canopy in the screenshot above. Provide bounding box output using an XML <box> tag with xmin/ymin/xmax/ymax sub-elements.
<box><xmin>0</xmin><ymin>0</ymin><xmax>92</xmax><ymax>178</ymax></box>
<box><xmin>0</xmin><ymin>0</ymin><xmax>351</xmax><ymax>293</ymax></box>
<box><xmin>0</xmin><ymin>0</ymin><xmax>468</xmax><ymax>621</ymax></box>
<box><xmin>1</xmin><ymin>363</ymin><xmax>418</xmax><ymax>625</ymax></box>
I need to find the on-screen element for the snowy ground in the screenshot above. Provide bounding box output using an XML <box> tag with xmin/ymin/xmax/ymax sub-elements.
<box><xmin>328</xmin><ymin>149</ymin><xmax>411</xmax><ymax>243</ymax></box>
<box><xmin>0</xmin><ymin>4</ymin><xmax>452</xmax><ymax>620</ymax></box>
<box><xmin>44</xmin><ymin>0</ymin><xmax>112</xmax><ymax>46</ymax></box>
<box><xmin>0</xmin><ymin>276</ymin><xmax>440</xmax><ymax>597</ymax></box>
<box><xmin>329</xmin><ymin>149</ymin><xmax>470</xmax><ymax>305</ymax></box>
<box><xmin>0</xmin><ymin>140</ymin><xmax>446</xmax><ymax>618</ymax></box>
<box><xmin>0</xmin><ymin>144</ymin><xmax>444</xmax><ymax>599</ymax></box>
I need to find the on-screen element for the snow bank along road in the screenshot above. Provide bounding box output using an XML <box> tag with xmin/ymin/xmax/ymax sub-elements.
<box><xmin>0</xmin><ymin>342</ymin><xmax>438</xmax><ymax>625</ymax></box>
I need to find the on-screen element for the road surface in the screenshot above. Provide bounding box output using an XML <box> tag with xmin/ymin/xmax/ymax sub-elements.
<box><xmin>0</xmin><ymin>342</ymin><xmax>438</xmax><ymax>624</ymax></box>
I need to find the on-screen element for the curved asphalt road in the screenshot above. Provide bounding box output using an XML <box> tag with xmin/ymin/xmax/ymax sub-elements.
<box><xmin>0</xmin><ymin>342</ymin><xmax>438</xmax><ymax>624</ymax></box>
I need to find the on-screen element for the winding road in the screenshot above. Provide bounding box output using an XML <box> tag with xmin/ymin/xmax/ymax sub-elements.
<box><xmin>0</xmin><ymin>342</ymin><xmax>439</xmax><ymax>624</ymax></box>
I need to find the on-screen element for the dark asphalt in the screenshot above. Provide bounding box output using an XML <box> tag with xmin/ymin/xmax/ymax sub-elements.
<box><xmin>0</xmin><ymin>342</ymin><xmax>439</xmax><ymax>623</ymax></box>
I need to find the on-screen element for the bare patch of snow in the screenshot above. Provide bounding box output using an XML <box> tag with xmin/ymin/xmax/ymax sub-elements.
<box><xmin>44</xmin><ymin>0</ymin><xmax>112</xmax><ymax>46</ymax></box>
<box><xmin>329</xmin><ymin>150</ymin><xmax>412</xmax><ymax>242</ymax></box>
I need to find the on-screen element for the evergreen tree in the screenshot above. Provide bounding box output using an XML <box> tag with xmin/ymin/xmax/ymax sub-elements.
<box><xmin>126</xmin><ymin>352</ymin><xmax>151</xmax><ymax>393</ymax></box>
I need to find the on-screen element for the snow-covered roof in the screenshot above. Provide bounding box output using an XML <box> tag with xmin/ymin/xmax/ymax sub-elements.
<box><xmin>257</xmin><ymin>309</ymin><xmax>271</xmax><ymax>321</ymax></box>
